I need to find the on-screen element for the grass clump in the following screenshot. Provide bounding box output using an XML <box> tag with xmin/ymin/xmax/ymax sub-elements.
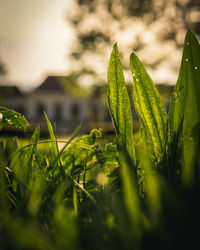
<box><xmin>1</xmin><ymin>30</ymin><xmax>200</xmax><ymax>250</ymax></box>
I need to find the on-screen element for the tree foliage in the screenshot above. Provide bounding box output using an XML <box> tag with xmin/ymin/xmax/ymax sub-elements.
<box><xmin>0</xmin><ymin>59</ymin><xmax>6</xmax><ymax>76</ymax></box>
<box><xmin>65</xmin><ymin>0</ymin><xmax>200</xmax><ymax>85</ymax></box>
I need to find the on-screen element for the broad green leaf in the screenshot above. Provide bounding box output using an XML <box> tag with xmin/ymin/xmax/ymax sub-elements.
<box><xmin>107</xmin><ymin>44</ymin><xmax>135</xmax><ymax>160</ymax></box>
<box><xmin>169</xmin><ymin>30</ymin><xmax>200</xmax><ymax>186</ymax></box>
<box><xmin>130</xmin><ymin>53</ymin><xmax>168</xmax><ymax>164</ymax></box>
<box><xmin>107</xmin><ymin>45</ymin><xmax>140</xmax><ymax>234</ymax></box>
<box><xmin>0</xmin><ymin>106</ymin><xmax>29</xmax><ymax>131</ymax></box>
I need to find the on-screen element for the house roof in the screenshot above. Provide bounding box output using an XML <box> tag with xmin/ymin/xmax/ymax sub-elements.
<box><xmin>36</xmin><ymin>76</ymin><xmax>67</xmax><ymax>93</ymax></box>
<box><xmin>0</xmin><ymin>85</ymin><xmax>23</xmax><ymax>99</ymax></box>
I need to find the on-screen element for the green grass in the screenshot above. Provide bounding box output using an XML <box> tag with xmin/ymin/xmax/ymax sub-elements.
<box><xmin>0</xmin><ymin>30</ymin><xmax>200</xmax><ymax>250</ymax></box>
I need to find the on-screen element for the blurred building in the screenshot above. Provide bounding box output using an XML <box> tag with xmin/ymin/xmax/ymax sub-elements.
<box><xmin>0</xmin><ymin>76</ymin><xmax>113</xmax><ymax>134</ymax></box>
<box><xmin>0</xmin><ymin>76</ymin><xmax>173</xmax><ymax>135</ymax></box>
<box><xmin>0</xmin><ymin>85</ymin><xmax>25</xmax><ymax>115</ymax></box>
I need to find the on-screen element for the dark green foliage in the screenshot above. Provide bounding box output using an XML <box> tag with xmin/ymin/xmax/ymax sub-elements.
<box><xmin>1</xmin><ymin>30</ymin><xmax>200</xmax><ymax>250</ymax></box>
<box><xmin>107</xmin><ymin>30</ymin><xmax>200</xmax><ymax>249</ymax></box>
<box><xmin>66</xmin><ymin>0</ymin><xmax>200</xmax><ymax>87</ymax></box>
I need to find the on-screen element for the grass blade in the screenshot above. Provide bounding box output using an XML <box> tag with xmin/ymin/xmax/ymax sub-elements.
<box><xmin>44</xmin><ymin>112</ymin><xmax>59</xmax><ymax>157</ymax></box>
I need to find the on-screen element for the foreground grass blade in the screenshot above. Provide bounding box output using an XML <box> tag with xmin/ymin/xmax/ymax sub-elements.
<box><xmin>44</xmin><ymin>112</ymin><xmax>59</xmax><ymax>157</ymax></box>
<box><xmin>50</xmin><ymin>120</ymin><xmax>85</xmax><ymax>170</ymax></box>
<box><xmin>107</xmin><ymin>44</ymin><xmax>135</xmax><ymax>160</ymax></box>
<box><xmin>130</xmin><ymin>53</ymin><xmax>168</xmax><ymax>164</ymax></box>
<box><xmin>30</xmin><ymin>125</ymin><xmax>40</xmax><ymax>145</ymax></box>
<box><xmin>0</xmin><ymin>107</ymin><xmax>29</xmax><ymax>131</ymax></box>
<box><xmin>20</xmin><ymin>126</ymin><xmax>40</xmax><ymax>182</ymax></box>
<box><xmin>169</xmin><ymin>30</ymin><xmax>200</xmax><ymax>186</ymax></box>
<box><xmin>68</xmin><ymin>173</ymin><xmax>97</xmax><ymax>206</ymax></box>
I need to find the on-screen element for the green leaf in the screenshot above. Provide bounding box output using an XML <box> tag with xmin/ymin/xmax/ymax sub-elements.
<box><xmin>169</xmin><ymin>30</ymin><xmax>200</xmax><ymax>186</ymax></box>
<box><xmin>135</xmin><ymin>141</ymin><xmax>162</xmax><ymax>218</ymax></box>
<box><xmin>107</xmin><ymin>44</ymin><xmax>135</xmax><ymax>160</ymax></box>
<box><xmin>116</xmin><ymin>136</ymin><xmax>142</xmax><ymax>241</ymax></box>
<box><xmin>130</xmin><ymin>53</ymin><xmax>168</xmax><ymax>164</ymax></box>
<box><xmin>107</xmin><ymin>45</ymin><xmax>141</xmax><ymax>233</ymax></box>
<box><xmin>0</xmin><ymin>106</ymin><xmax>29</xmax><ymax>131</ymax></box>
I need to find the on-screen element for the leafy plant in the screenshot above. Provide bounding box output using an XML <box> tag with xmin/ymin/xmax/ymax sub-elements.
<box><xmin>1</xmin><ymin>30</ymin><xmax>200</xmax><ymax>250</ymax></box>
<box><xmin>107</xmin><ymin>29</ymin><xmax>200</xmax><ymax>249</ymax></box>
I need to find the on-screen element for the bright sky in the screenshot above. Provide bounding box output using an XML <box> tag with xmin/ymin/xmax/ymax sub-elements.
<box><xmin>0</xmin><ymin>0</ymin><xmax>184</xmax><ymax>91</ymax></box>
<box><xmin>0</xmin><ymin>0</ymin><xmax>71</xmax><ymax>90</ymax></box>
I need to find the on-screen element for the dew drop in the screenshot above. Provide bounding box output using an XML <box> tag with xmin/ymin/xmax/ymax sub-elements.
<box><xmin>185</xmin><ymin>58</ymin><xmax>189</xmax><ymax>62</ymax></box>
<box><xmin>195</xmin><ymin>66</ymin><xmax>198</xmax><ymax>70</ymax></box>
<box><xmin>187</xmin><ymin>42</ymin><xmax>189</xmax><ymax>45</ymax></box>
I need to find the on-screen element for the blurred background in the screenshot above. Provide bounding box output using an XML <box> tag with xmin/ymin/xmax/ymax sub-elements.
<box><xmin>0</xmin><ymin>0</ymin><xmax>200</xmax><ymax>135</ymax></box>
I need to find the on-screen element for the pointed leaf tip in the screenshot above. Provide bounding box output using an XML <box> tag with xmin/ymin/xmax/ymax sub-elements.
<box><xmin>130</xmin><ymin>52</ymin><xmax>167</xmax><ymax>164</ymax></box>
<box><xmin>107</xmin><ymin>44</ymin><xmax>135</xmax><ymax>160</ymax></box>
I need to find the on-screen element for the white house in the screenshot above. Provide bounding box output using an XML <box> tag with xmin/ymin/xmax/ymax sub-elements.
<box><xmin>0</xmin><ymin>76</ymin><xmax>112</xmax><ymax>134</ymax></box>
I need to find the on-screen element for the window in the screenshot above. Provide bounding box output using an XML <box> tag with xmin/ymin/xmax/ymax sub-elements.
<box><xmin>37</xmin><ymin>103</ymin><xmax>45</xmax><ymax>120</ymax></box>
<box><xmin>71</xmin><ymin>103</ymin><xmax>79</xmax><ymax>120</ymax></box>
<box><xmin>55</xmin><ymin>103</ymin><xmax>62</xmax><ymax>122</ymax></box>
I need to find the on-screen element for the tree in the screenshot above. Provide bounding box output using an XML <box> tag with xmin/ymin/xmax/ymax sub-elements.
<box><xmin>65</xmin><ymin>0</ymin><xmax>200</xmax><ymax>86</ymax></box>
<box><xmin>0</xmin><ymin>59</ymin><xmax>6</xmax><ymax>76</ymax></box>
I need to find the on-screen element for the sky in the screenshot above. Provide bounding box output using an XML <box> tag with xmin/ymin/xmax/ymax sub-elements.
<box><xmin>0</xmin><ymin>0</ymin><xmax>71</xmax><ymax>91</ymax></box>
<box><xmin>0</xmin><ymin>0</ymin><xmax>189</xmax><ymax>91</ymax></box>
